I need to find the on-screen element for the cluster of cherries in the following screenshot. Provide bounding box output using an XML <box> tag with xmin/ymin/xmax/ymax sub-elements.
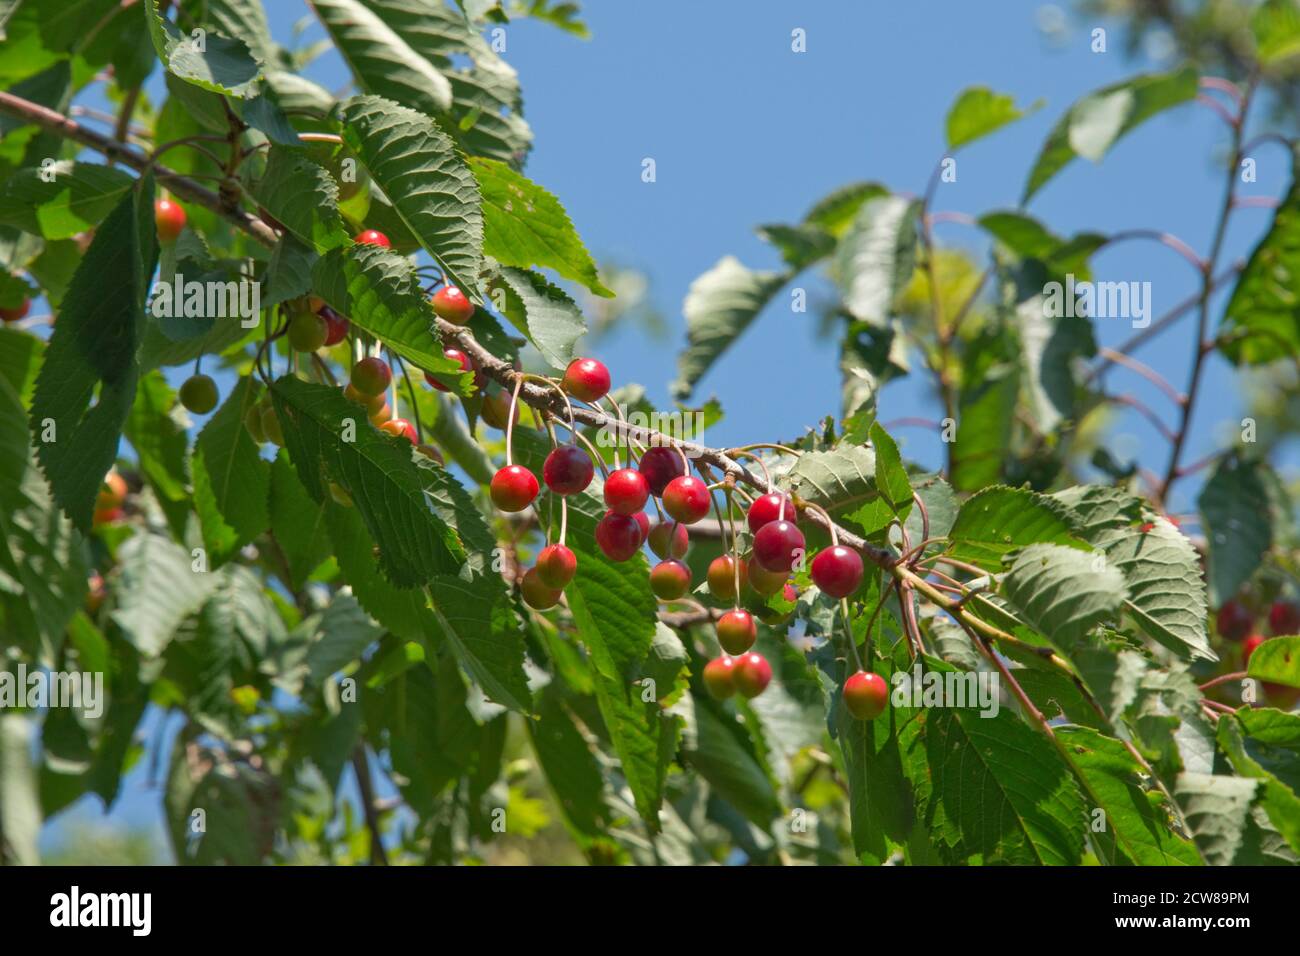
<box><xmin>1216</xmin><ymin>597</ymin><xmax>1300</xmax><ymax>705</ymax></box>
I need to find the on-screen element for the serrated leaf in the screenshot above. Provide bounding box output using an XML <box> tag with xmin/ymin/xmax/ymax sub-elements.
<box><xmin>945</xmin><ymin>485</ymin><xmax>1081</xmax><ymax>571</ymax></box>
<box><xmin>755</xmin><ymin>222</ymin><xmax>836</xmax><ymax>270</ymax></box>
<box><xmin>0</xmin><ymin>161</ymin><xmax>134</xmax><ymax>240</ymax></box>
<box><xmin>946</xmin><ymin>86</ymin><xmax>1036</xmax><ymax>150</ymax></box>
<box><xmin>1217</xmin><ymin>709</ymin><xmax>1300</xmax><ymax>853</ymax></box>
<box><xmin>124</xmin><ymin>370</ymin><xmax>190</xmax><ymax>537</ymax></box>
<box><xmin>834</xmin><ymin>195</ymin><xmax>918</xmax><ymax>327</ymax></box>
<box><xmin>493</xmin><ymin>266</ymin><xmax>587</xmax><ymax>370</ymax></box>
<box><xmin>1248</xmin><ymin>637</ymin><xmax>1300</xmax><ymax>689</ymax></box>
<box><xmin>144</xmin><ymin>0</ymin><xmax>262</xmax><ymax>97</ymax></box>
<box><xmin>111</xmin><ymin>532</ymin><xmax>219</xmax><ymax>657</ymax></box>
<box><xmin>1002</xmin><ymin>543</ymin><xmax>1127</xmax><ymax>649</ymax></box>
<box><xmin>470</xmin><ymin>156</ymin><xmax>611</xmax><ymax>297</ymax></box>
<box><xmin>802</xmin><ymin>180</ymin><xmax>888</xmax><ymax>237</ymax></box>
<box><xmin>337</xmin><ymin>95</ymin><xmax>482</xmax><ymax>295</ymax></box>
<box><xmin>846</xmin><ymin>422</ymin><xmax>911</xmax><ymax>535</ymax></box>
<box><xmin>681</xmin><ymin>694</ymin><xmax>782</xmax><ymax>827</ymax></box>
<box><xmin>950</xmin><ymin>325</ymin><xmax>1017</xmax><ymax>491</ymax></box>
<box><xmin>672</xmin><ymin>255</ymin><xmax>787</xmax><ymax>399</ymax></box>
<box><xmin>1198</xmin><ymin>457</ymin><xmax>1272</xmax><ymax>606</ymax></box>
<box><xmin>264</xmin><ymin>234</ymin><xmax>317</xmax><ymax>309</ymax></box>
<box><xmin>785</xmin><ymin>444</ymin><xmax>878</xmax><ymax>518</ymax></box>
<box><xmin>1023</xmin><ymin>69</ymin><xmax>1197</xmax><ymax>202</ymax></box>
<box><xmin>192</xmin><ymin>376</ymin><xmax>269</xmax><ymax>565</ymax></box>
<box><xmin>1175</xmin><ymin>772</ymin><xmax>1298</xmax><ymax>865</ymax></box>
<box><xmin>268</xmin><ymin>452</ymin><xmax>331</xmax><ymax>590</ymax></box>
<box><xmin>529</xmin><ymin>689</ymin><xmax>611</xmax><ymax>846</ymax></box>
<box><xmin>252</xmin><ymin>148</ymin><xmax>349</xmax><ymax>253</ymax></box>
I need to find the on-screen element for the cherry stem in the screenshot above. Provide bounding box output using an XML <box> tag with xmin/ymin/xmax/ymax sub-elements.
<box><xmin>731</xmin><ymin>442</ymin><xmax>801</xmax><ymax>459</ymax></box>
<box><xmin>505</xmin><ymin>374</ymin><xmax>524</xmax><ymax>467</ymax></box>
<box><xmin>726</xmin><ymin>488</ymin><xmax>741</xmax><ymax>601</ymax></box>
<box><xmin>525</xmin><ymin>373</ymin><xmax>577</xmax><ymax>436</ymax></box>
<box><xmin>804</xmin><ymin>502</ymin><xmax>838</xmax><ymax>546</ymax></box>
<box><xmin>730</xmin><ymin>449</ymin><xmax>773</xmax><ymax>492</ymax></box>
<box><xmin>602</xmin><ymin>395</ymin><xmax>629</xmax><ymax>467</ymax></box>
<box><xmin>1199</xmin><ymin>670</ymin><xmax>1248</xmax><ymax>691</ymax></box>
<box><xmin>842</xmin><ymin>598</ymin><xmax>863</xmax><ymax>672</ymax></box>
<box><xmin>553</xmin><ymin>419</ymin><xmax>611</xmax><ymax>479</ymax></box>
<box><xmin>559</xmin><ymin>496</ymin><xmax>569</xmax><ymax>547</ymax></box>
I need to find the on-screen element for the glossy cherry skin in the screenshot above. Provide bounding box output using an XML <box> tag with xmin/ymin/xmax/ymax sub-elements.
<box><xmin>649</xmin><ymin>559</ymin><xmax>692</xmax><ymax>601</ymax></box>
<box><xmin>752</xmin><ymin>520</ymin><xmax>805</xmax><ymax>572</ymax></box>
<box><xmin>536</xmin><ymin>544</ymin><xmax>577</xmax><ymax>589</ymax></box>
<box><xmin>490</xmin><ymin>465</ymin><xmax>539</xmax><ymax>512</ymax></box>
<box><xmin>432</xmin><ymin>285</ymin><xmax>475</xmax><ymax>325</ymax></box>
<box><xmin>662</xmin><ymin>475</ymin><xmax>711</xmax><ymax>524</ymax></box>
<box><xmin>747</xmin><ymin>560</ymin><xmax>788</xmax><ymax>597</ymax></box>
<box><xmin>844</xmin><ymin>671</ymin><xmax>889</xmax><ymax>720</ymax></box>
<box><xmin>604</xmin><ymin>467</ymin><xmax>650</xmax><ymax>515</ymax></box>
<box><xmin>155</xmin><ymin>199</ymin><xmax>187</xmax><ymax>242</ymax></box>
<box><xmin>702</xmin><ymin>656</ymin><xmax>737</xmax><ymax>700</ymax></box>
<box><xmin>481</xmin><ymin>388</ymin><xmax>518</xmax><ymax>430</ymax></box>
<box><xmin>707</xmin><ymin>555</ymin><xmax>747</xmax><ymax>603</ymax></box>
<box><xmin>648</xmin><ymin>521</ymin><xmax>688</xmax><ymax>560</ymax></box>
<box><xmin>425</xmin><ymin>348</ymin><xmax>474</xmax><ymax>392</ymax></box>
<box><xmin>521</xmin><ymin>567</ymin><xmax>562</xmax><ymax>610</ymax></box>
<box><xmin>811</xmin><ymin>546</ymin><xmax>864</xmax><ymax>599</ymax></box>
<box><xmin>561</xmin><ymin>357</ymin><xmax>611</xmax><ymax>403</ymax></box>
<box><xmin>1242</xmin><ymin>633</ymin><xmax>1265</xmax><ymax>665</ymax></box>
<box><xmin>380</xmin><ymin>418</ymin><xmax>418</xmax><ymax>444</ymax></box>
<box><xmin>717</xmin><ymin>609</ymin><xmax>757</xmax><ymax>655</ymax></box>
<box><xmin>179</xmin><ymin>374</ymin><xmax>218</xmax><ymax>414</ymax></box>
<box><xmin>632</xmin><ymin>511</ymin><xmax>651</xmax><ymax>543</ymax></box>
<box><xmin>638</xmin><ymin>446</ymin><xmax>686</xmax><ymax>497</ymax></box>
<box><xmin>543</xmin><ymin>445</ymin><xmax>595</xmax><ymax>495</ymax></box>
<box><xmin>747</xmin><ymin>492</ymin><xmax>796</xmax><ymax>533</ymax></box>
<box><xmin>0</xmin><ymin>298</ymin><xmax>31</xmax><ymax>322</ymax></box>
<box><xmin>1269</xmin><ymin>601</ymin><xmax>1300</xmax><ymax>636</ymax></box>
<box><xmin>595</xmin><ymin>511</ymin><xmax>643</xmax><ymax>561</ymax></box>
<box><xmin>732</xmin><ymin>652</ymin><xmax>772</xmax><ymax>699</ymax></box>
<box><xmin>1216</xmin><ymin>600</ymin><xmax>1254</xmax><ymax>642</ymax></box>
<box><xmin>355</xmin><ymin>229</ymin><xmax>391</xmax><ymax>248</ymax></box>
<box><xmin>320</xmin><ymin>305</ymin><xmax>349</xmax><ymax>346</ymax></box>
<box><xmin>351</xmin><ymin>357</ymin><xmax>393</xmax><ymax>397</ymax></box>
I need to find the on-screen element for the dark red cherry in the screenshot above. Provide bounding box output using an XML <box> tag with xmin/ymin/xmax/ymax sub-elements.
<box><xmin>752</xmin><ymin>520</ymin><xmax>805</xmax><ymax>572</ymax></box>
<box><xmin>747</xmin><ymin>492</ymin><xmax>796</xmax><ymax>533</ymax></box>
<box><xmin>543</xmin><ymin>445</ymin><xmax>595</xmax><ymax>495</ymax></box>
<box><xmin>811</xmin><ymin>545</ymin><xmax>864</xmax><ymax>598</ymax></box>
<box><xmin>638</xmin><ymin>445</ymin><xmax>686</xmax><ymax>497</ymax></box>
<box><xmin>595</xmin><ymin>512</ymin><xmax>642</xmax><ymax>561</ymax></box>
<box><xmin>1216</xmin><ymin>600</ymin><xmax>1253</xmax><ymax>642</ymax></box>
<box><xmin>732</xmin><ymin>652</ymin><xmax>772</xmax><ymax>699</ymax></box>
<box><xmin>425</xmin><ymin>348</ymin><xmax>474</xmax><ymax>392</ymax></box>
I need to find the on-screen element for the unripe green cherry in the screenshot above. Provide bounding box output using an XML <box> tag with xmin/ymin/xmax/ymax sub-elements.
<box><xmin>179</xmin><ymin>374</ymin><xmax>219</xmax><ymax>414</ymax></box>
<box><xmin>288</xmin><ymin>309</ymin><xmax>328</xmax><ymax>352</ymax></box>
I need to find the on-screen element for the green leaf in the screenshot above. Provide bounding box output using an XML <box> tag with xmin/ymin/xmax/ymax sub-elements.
<box><xmin>123</xmin><ymin>370</ymin><xmax>191</xmax><ymax>537</ymax></box>
<box><xmin>268</xmin><ymin>452</ymin><xmax>331</xmax><ymax>591</ymax></box>
<box><xmin>264</xmin><ymin>234</ymin><xmax>317</xmax><ymax>309</ymax></box>
<box><xmin>470</xmin><ymin>156</ymin><xmax>611</xmax><ymax>297</ymax></box>
<box><xmin>1218</xmin><ymin>161</ymin><xmax>1300</xmax><ymax>365</ymax></box>
<box><xmin>529</xmin><ymin>689</ymin><xmax>612</xmax><ymax>847</ymax></box>
<box><xmin>802</xmin><ymin>180</ymin><xmax>888</xmax><ymax>237</ymax></box>
<box><xmin>950</xmin><ymin>326</ymin><xmax>1018</xmax><ymax>491</ymax></box>
<box><xmin>337</xmin><ymin>95</ymin><xmax>482</xmax><ymax>295</ymax></box>
<box><xmin>0</xmin><ymin>716</ymin><xmax>41</xmax><ymax>865</ymax></box>
<box><xmin>1001</xmin><ymin>543</ymin><xmax>1127</xmax><ymax>649</ymax></box>
<box><xmin>191</xmin><ymin>376</ymin><xmax>270</xmax><ymax>566</ymax></box>
<box><xmin>311</xmin><ymin>244</ymin><xmax>466</xmax><ymax>388</ymax></box>
<box><xmin>1023</xmin><ymin>68</ymin><xmax>1198</xmax><ymax>202</ymax></box>
<box><xmin>833</xmin><ymin>195</ymin><xmax>919</xmax><ymax>327</ymax></box>
<box><xmin>846</xmin><ymin>422</ymin><xmax>912</xmax><ymax>535</ymax></box>
<box><xmin>269</xmin><ymin>376</ymin><xmax>464</xmax><ymax>588</ymax></box>
<box><xmin>1054</xmin><ymin>486</ymin><xmax>1214</xmax><ymax>661</ymax></box>
<box><xmin>1055</xmin><ymin>725</ymin><xmax>1201</xmax><ymax>865</ymax></box>
<box><xmin>492</xmin><ymin>266</ymin><xmax>587</xmax><ymax>371</ymax></box>
<box><xmin>310</xmin><ymin>0</ymin><xmax>453</xmax><ymax>116</ymax></box>
<box><xmin>945</xmin><ymin>485</ymin><xmax>1081</xmax><ymax>571</ymax></box>
<box><xmin>785</xmin><ymin>443</ymin><xmax>878</xmax><ymax>520</ymax></box>
<box><xmin>144</xmin><ymin>0</ymin><xmax>262</xmax><ymax>97</ymax></box>
<box><xmin>1254</xmin><ymin>0</ymin><xmax>1300</xmax><ymax>66</ymax></box>
<box><xmin>1175</xmin><ymin>772</ymin><xmax>1299</xmax><ymax>865</ymax></box>
<box><xmin>110</xmin><ymin>532</ymin><xmax>219</xmax><ymax>658</ymax></box>
<box><xmin>1248</xmin><ymin>637</ymin><xmax>1300</xmax><ymax>689</ymax></box>
<box><xmin>0</xmin><ymin>161</ymin><xmax>134</xmax><ymax>240</ymax></box>
<box><xmin>303</xmin><ymin>591</ymin><xmax>384</xmax><ymax>686</ymax></box>
<box><xmin>946</xmin><ymin>86</ymin><xmax>1036</xmax><ymax>150</ymax></box>
<box><xmin>754</xmin><ymin>222</ymin><xmax>836</xmax><ymax>270</ymax></box>
<box><xmin>671</xmin><ymin>255</ymin><xmax>787</xmax><ymax>400</ymax></box>
<box><xmin>681</xmin><ymin>694</ymin><xmax>782</xmax><ymax>827</ymax></box>
<box><xmin>31</xmin><ymin>181</ymin><xmax>156</xmax><ymax>533</ymax></box>
<box><xmin>252</xmin><ymin>147</ymin><xmax>349</xmax><ymax>253</ymax></box>
<box><xmin>1197</xmin><ymin>457</ymin><xmax>1273</xmax><ymax>606</ymax></box>
<box><xmin>1216</xmin><ymin>709</ymin><xmax>1300</xmax><ymax>853</ymax></box>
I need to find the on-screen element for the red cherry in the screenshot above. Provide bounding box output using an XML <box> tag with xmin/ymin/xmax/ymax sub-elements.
<box><xmin>844</xmin><ymin>671</ymin><xmax>889</xmax><ymax>720</ymax></box>
<box><xmin>595</xmin><ymin>511</ymin><xmax>642</xmax><ymax>561</ymax></box>
<box><xmin>1268</xmin><ymin>601</ymin><xmax>1300</xmax><ymax>636</ymax></box>
<box><xmin>543</xmin><ymin>445</ymin><xmax>595</xmax><ymax>495</ymax></box>
<box><xmin>320</xmin><ymin>305</ymin><xmax>349</xmax><ymax>346</ymax></box>
<box><xmin>561</xmin><ymin>357</ymin><xmax>610</xmax><ymax>403</ymax></box>
<box><xmin>355</xmin><ymin>229</ymin><xmax>391</xmax><ymax>248</ymax></box>
<box><xmin>1242</xmin><ymin>633</ymin><xmax>1265</xmax><ymax>665</ymax></box>
<box><xmin>93</xmin><ymin>506</ymin><xmax>124</xmax><ymax>527</ymax></box>
<box><xmin>662</xmin><ymin>475</ymin><xmax>710</xmax><ymax>524</ymax></box>
<box><xmin>536</xmin><ymin>544</ymin><xmax>577</xmax><ymax>589</ymax></box>
<box><xmin>490</xmin><ymin>465</ymin><xmax>539</xmax><ymax>512</ymax></box>
<box><xmin>521</xmin><ymin>567</ymin><xmax>562</xmax><ymax>610</ymax></box>
<box><xmin>432</xmin><ymin>285</ymin><xmax>475</xmax><ymax>325</ymax></box>
<box><xmin>155</xmin><ymin>199</ymin><xmax>186</xmax><ymax>242</ymax></box>
<box><xmin>380</xmin><ymin>418</ymin><xmax>417</xmax><ymax>444</ymax></box>
<box><xmin>0</xmin><ymin>298</ymin><xmax>31</xmax><ymax>323</ymax></box>
<box><xmin>747</xmin><ymin>492</ymin><xmax>796</xmax><ymax>533</ymax></box>
<box><xmin>752</xmin><ymin>520</ymin><xmax>805</xmax><ymax>573</ymax></box>
<box><xmin>604</xmin><ymin>467</ymin><xmax>649</xmax><ymax>515</ymax></box>
<box><xmin>732</xmin><ymin>652</ymin><xmax>772</xmax><ymax>699</ymax></box>
<box><xmin>1216</xmin><ymin>600</ymin><xmax>1254</xmax><ymax>642</ymax></box>
<box><xmin>702</xmin><ymin>656</ymin><xmax>737</xmax><ymax>700</ymax></box>
<box><xmin>717</xmin><ymin>609</ymin><xmax>757</xmax><ymax>655</ymax></box>
<box><xmin>351</xmin><ymin>357</ymin><xmax>393</xmax><ymax>397</ymax></box>
<box><xmin>747</xmin><ymin>560</ymin><xmax>787</xmax><ymax>597</ymax></box>
<box><xmin>811</xmin><ymin>546</ymin><xmax>864</xmax><ymax>599</ymax></box>
<box><xmin>638</xmin><ymin>446</ymin><xmax>686</xmax><ymax>497</ymax></box>
<box><xmin>648</xmin><ymin>521</ymin><xmax>688</xmax><ymax>560</ymax></box>
<box><xmin>707</xmin><ymin>555</ymin><xmax>747</xmax><ymax>603</ymax></box>
<box><xmin>97</xmin><ymin>472</ymin><xmax>128</xmax><ymax>510</ymax></box>
<box><xmin>649</xmin><ymin>559</ymin><xmax>692</xmax><ymax>600</ymax></box>
<box><xmin>425</xmin><ymin>348</ymin><xmax>474</xmax><ymax>392</ymax></box>
<box><xmin>632</xmin><ymin>511</ymin><xmax>650</xmax><ymax>543</ymax></box>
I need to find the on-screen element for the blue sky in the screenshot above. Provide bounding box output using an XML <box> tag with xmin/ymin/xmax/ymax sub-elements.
<box><xmin>41</xmin><ymin>0</ymin><xmax>1298</xmax><ymax>856</ymax></box>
